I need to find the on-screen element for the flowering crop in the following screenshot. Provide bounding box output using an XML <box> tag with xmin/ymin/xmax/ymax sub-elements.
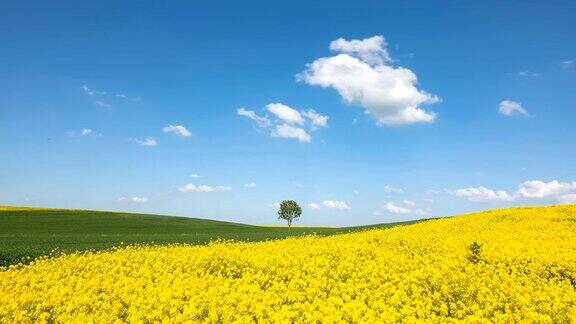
<box><xmin>1</xmin><ymin>205</ymin><xmax>575</xmax><ymax>322</ymax></box>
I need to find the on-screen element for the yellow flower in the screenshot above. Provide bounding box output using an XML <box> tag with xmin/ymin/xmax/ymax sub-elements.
<box><xmin>1</xmin><ymin>205</ymin><xmax>576</xmax><ymax>322</ymax></box>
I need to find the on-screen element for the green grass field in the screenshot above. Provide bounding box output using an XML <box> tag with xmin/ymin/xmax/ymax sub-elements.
<box><xmin>0</xmin><ymin>206</ymin><xmax>418</xmax><ymax>267</ymax></box>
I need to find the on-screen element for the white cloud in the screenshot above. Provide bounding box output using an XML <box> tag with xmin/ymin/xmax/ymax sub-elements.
<box><xmin>238</xmin><ymin>104</ymin><xmax>327</xmax><ymax>143</ymax></box>
<box><xmin>115</xmin><ymin>93</ymin><xmax>141</xmax><ymax>101</ymax></box>
<box><xmin>292</xmin><ymin>181</ymin><xmax>304</xmax><ymax>188</ymax></box>
<box><xmin>190</xmin><ymin>174</ymin><xmax>202</xmax><ymax>178</ymax></box>
<box><xmin>83</xmin><ymin>85</ymin><xmax>142</xmax><ymax>107</ymax></box>
<box><xmin>237</xmin><ymin>108</ymin><xmax>271</xmax><ymax>128</ymax></box>
<box><xmin>302</xmin><ymin>109</ymin><xmax>329</xmax><ymax>128</ymax></box>
<box><xmin>298</xmin><ymin>35</ymin><xmax>439</xmax><ymax>126</ymax></box>
<box><xmin>499</xmin><ymin>100</ymin><xmax>529</xmax><ymax>117</ymax></box>
<box><xmin>82</xmin><ymin>85</ymin><xmax>105</xmax><ymax>97</ymax></box>
<box><xmin>403</xmin><ymin>199</ymin><xmax>416</xmax><ymax>206</ymax></box>
<box><xmin>329</xmin><ymin>35</ymin><xmax>391</xmax><ymax>66</ymax></box>
<box><xmin>414</xmin><ymin>208</ymin><xmax>430</xmax><ymax>216</ymax></box>
<box><xmin>384</xmin><ymin>202</ymin><xmax>411</xmax><ymax>214</ymax></box>
<box><xmin>272</xmin><ymin>124</ymin><xmax>311</xmax><ymax>142</ymax></box>
<box><xmin>516</xmin><ymin>180</ymin><xmax>576</xmax><ymax>199</ymax></box>
<box><xmin>309</xmin><ymin>202</ymin><xmax>321</xmax><ymax>210</ymax></box>
<box><xmin>136</xmin><ymin>138</ymin><xmax>157</xmax><ymax>146</ymax></box>
<box><xmin>561</xmin><ymin>60</ymin><xmax>574</xmax><ymax>68</ymax></box>
<box><xmin>118</xmin><ymin>196</ymin><xmax>148</xmax><ymax>203</ymax></box>
<box><xmin>451</xmin><ymin>180</ymin><xmax>576</xmax><ymax>204</ymax></box>
<box><xmin>67</xmin><ymin>128</ymin><xmax>97</xmax><ymax>137</ymax></box>
<box><xmin>453</xmin><ymin>186</ymin><xmax>513</xmax><ymax>202</ymax></box>
<box><xmin>179</xmin><ymin>184</ymin><xmax>213</xmax><ymax>192</ymax></box>
<box><xmin>322</xmin><ymin>200</ymin><xmax>350</xmax><ymax>210</ymax></box>
<box><xmin>517</xmin><ymin>71</ymin><xmax>541</xmax><ymax>78</ymax></box>
<box><xmin>178</xmin><ymin>184</ymin><xmax>231</xmax><ymax>193</ymax></box>
<box><xmin>163</xmin><ymin>125</ymin><xmax>192</xmax><ymax>137</ymax></box>
<box><xmin>244</xmin><ymin>182</ymin><xmax>257</xmax><ymax>188</ymax></box>
<box><xmin>383</xmin><ymin>185</ymin><xmax>404</xmax><ymax>194</ymax></box>
<box><xmin>95</xmin><ymin>101</ymin><xmax>110</xmax><ymax>108</ymax></box>
<box><xmin>558</xmin><ymin>194</ymin><xmax>576</xmax><ymax>204</ymax></box>
<box><xmin>266</xmin><ymin>103</ymin><xmax>305</xmax><ymax>125</ymax></box>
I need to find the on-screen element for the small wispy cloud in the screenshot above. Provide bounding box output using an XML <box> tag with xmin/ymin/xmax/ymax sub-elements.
<box><xmin>309</xmin><ymin>202</ymin><xmax>321</xmax><ymax>210</ymax></box>
<box><xmin>499</xmin><ymin>100</ymin><xmax>529</xmax><ymax>117</ymax></box>
<box><xmin>118</xmin><ymin>196</ymin><xmax>149</xmax><ymax>203</ymax></box>
<box><xmin>66</xmin><ymin>128</ymin><xmax>98</xmax><ymax>137</ymax></box>
<box><xmin>95</xmin><ymin>101</ymin><xmax>111</xmax><ymax>108</ymax></box>
<box><xmin>82</xmin><ymin>85</ymin><xmax>105</xmax><ymax>97</ymax></box>
<box><xmin>561</xmin><ymin>60</ymin><xmax>574</xmax><ymax>69</ymax></box>
<box><xmin>517</xmin><ymin>70</ymin><xmax>541</xmax><ymax>78</ymax></box>
<box><xmin>384</xmin><ymin>202</ymin><xmax>411</xmax><ymax>214</ymax></box>
<box><xmin>383</xmin><ymin>185</ymin><xmax>404</xmax><ymax>194</ymax></box>
<box><xmin>115</xmin><ymin>93</ymin><xmax>141</xmax><ymax>102</ymax></box>
<box><xmin>135</xmin><ymin>138</ymin><xmax>157</xmax><ymax>146</ymax></box>
<box><xmin>190</xmin><ymin>174</ymin><xmax>202</xmax><ymax>178</ymax></box>
<box><xmin>82</xmin><ymin>84</ymin><xmax>140</xmax><ymax>108</ymax></box>
<box><xmin>452</xmin><ymin>186</ymin><xmax>513</xmax><ymax>202</ymax></box>
<box><xmin>244</xmin><ymin>182</ymin><xmax>257</xmax><ymax>188</ymax></box>
<box><xmin>403</xmin><ymin>199</ymin><xmax>416</xmax><ymax>206</ymax></box>
<box><xmin>322</xmin><ymin>200</ymin><xmax>350</xmax><ymax>210</ymax></box>
<box><xmin>163</xmin><ymin>125</ymin><xmax>192</xmax><ymax>137</ymax></box>
<box><xmin>178</xmin><ymin>183</ymin><xmax>232</xmax><ymax>192</ymax></box>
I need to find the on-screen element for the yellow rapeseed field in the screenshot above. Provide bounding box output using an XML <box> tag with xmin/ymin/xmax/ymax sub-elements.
<box><xmin>1</xmin><ymin>205</ymin><xmax>576</xmax><ymax>322</ymax></box>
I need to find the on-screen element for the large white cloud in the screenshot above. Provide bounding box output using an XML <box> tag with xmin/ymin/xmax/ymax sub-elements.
<box><xmin>322</xmin><ymin>200</ymin><xmax>350</xmax><ymax>210</ymax></box>
<box><xmin>163</xmin><ymin>125</ymin><xmax>192</xmax><ymax>137</ymax></box>
<box><xmin>298</xmin><ymin>36</ymin><xmax>439</xmax><ymax>126</ymax></box>
<box><xmin>453</xmin><ymin>186</ymin><xmax>513</xmax><ymax>202</ymax></box>
<box><xmin>499</xmin><ymin>100</ymin><xmax>529</xmax><ymax>117</ymax></box>
<box><xmin>237</xmin><ymin>103</ymin><xmax>327</xmax><ymax>143</ymax></box>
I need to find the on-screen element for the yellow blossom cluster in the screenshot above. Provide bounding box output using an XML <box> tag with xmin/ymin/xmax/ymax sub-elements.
<box><xmin>1</xmin><ymin>205</ymin><xmax>576</xmax><ymax>322</ymax></box>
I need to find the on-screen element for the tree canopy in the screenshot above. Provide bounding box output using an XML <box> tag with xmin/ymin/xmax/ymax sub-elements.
<box><xmin>277</xmin><ymin>200</ymin><xmax>302</xmax><ymax>228</ymax></box>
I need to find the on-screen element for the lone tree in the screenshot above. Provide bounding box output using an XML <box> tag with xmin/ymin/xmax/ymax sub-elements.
<box><xmin>278</xmin><ymin>200</ymin><xmax>302</xmax><ymax>229</ymax></box>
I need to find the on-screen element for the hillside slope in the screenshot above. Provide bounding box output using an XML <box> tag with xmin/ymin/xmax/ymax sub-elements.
<box><xmin>0</xmin><ymin>206</ymin><xmax>415</xmax><ymax>266</ymax></box>
<box><xmin>1</xmin><ymin>205</ymin><xmax>575</xmax><ymax>321</ymax></box>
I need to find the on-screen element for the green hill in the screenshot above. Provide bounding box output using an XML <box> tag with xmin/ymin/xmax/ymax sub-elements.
<box><xmin>0</xmin><ymin>206</ymin><xmax>417</xmax><ymax>267</ymax></box>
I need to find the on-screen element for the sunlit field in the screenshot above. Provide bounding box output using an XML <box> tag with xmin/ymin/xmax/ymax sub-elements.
<box><xmin>1</xmin><ymin>205</ymin><xmax>575</xmax><ymax>322</ymax></box>
<box><xmin>0</xmin><ymin>207</ymin><xmax>415</xmax><ymax>267</ymax></box>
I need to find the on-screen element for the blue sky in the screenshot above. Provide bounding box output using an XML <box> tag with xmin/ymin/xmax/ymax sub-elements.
<box><xmin>1</xmin><ymin>1</ymin><xmax>575</xmax><ymax>225</ymax></box>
